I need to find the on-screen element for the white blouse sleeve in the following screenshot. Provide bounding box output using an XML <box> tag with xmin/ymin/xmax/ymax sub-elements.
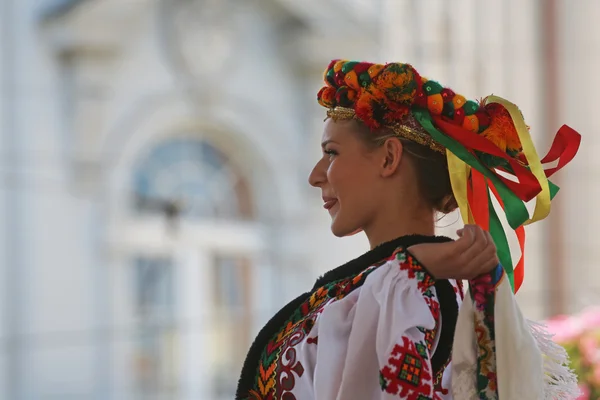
<box><xmin>312</xmin><ymin>249</ymin><xmax>448</xmax><ymax>400</ymax></box>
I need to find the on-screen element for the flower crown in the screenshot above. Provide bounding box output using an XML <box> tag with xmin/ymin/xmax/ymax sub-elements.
<box><xmin>317</xmin><ymin>60</ymin><xmax>524</xmax><ymax>167</ymax></box>
<box><xmin>316</xmin><ymin>59</ymin><xmax>581</xmax><ymax>292</ymax></box>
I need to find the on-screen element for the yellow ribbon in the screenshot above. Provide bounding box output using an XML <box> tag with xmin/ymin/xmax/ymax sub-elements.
<box><xmin>446</xmin><ymin>149</ymin><xmax>473</xmax><ymax>225</ymax></box>
<box><xmin>483</xmin><ymin>96</ymin><xmax>551</xmax><ymax>225</ymax></box>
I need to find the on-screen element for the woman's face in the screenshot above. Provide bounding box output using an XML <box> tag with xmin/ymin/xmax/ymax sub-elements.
<box><xmin>308</xmin><ymin>119</ymin><xmax>385</xmax><ymax>237</ymax></box>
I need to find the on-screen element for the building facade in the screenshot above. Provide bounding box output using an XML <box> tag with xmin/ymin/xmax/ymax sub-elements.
<box><xmin>1</xmin><ymin>0</ymin><xmax>381</xmax><ymax>399</ymax></box>
<box><xmin>0</xmin><ymin>0</ymin><xmax>598</xmax><ymax>399</ymax></box>
<box><xmin>383</xmin><ymin>0</ymin><xmax>600</xmax><ymax>319</ymax></box>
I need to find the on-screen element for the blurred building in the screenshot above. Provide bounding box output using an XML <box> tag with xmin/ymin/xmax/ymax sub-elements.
<box><xmin>0</xmin><ymin>0</ymin><xmax>380</xmax><ymax>399</ymax></box>
<box><xmin>0</xmin><ymin>0</ymin><xmax>598</xmax><ymax>399</ymax></box>
<box><xmin>383</xmin><ymin>0</ymin><xmax>600</xmax><ymax>320</ymax></box>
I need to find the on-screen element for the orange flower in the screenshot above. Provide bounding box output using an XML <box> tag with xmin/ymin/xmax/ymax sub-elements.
<box><xmin>368</xmin><ymin>64</ymin><xmax>385</xmax><ymax>79</ymax></box>
<box><xmin>344</xmin><ymin>70</ymin><xmax>361</xmax><ymax>90</ymax></box>
<box><xmin>355</xmin><ymin>91</ymin><xmax>385</xmax><ymax>129</ymax></box>
<box><xmin>383</xmin><ymin>104</ymin><xmax>410</xmax><ymax>125</ymax></box>
<box><xmin>318</xmin><ymin>87</ymin><xmax>337</xmax><ymax>108</ymax></box>
<box><xmin>483</xmin><ymin>103</ymin><xmax>522</xmax><ymax>152</ymax></box>
<box><xmin>453</xmin><ymin>94</ymin><xmax>467</xmax><ymax>109</ymax></box>
<box><xmin>427</xmin><ymin>93</ymin><xmax>444</xmax><ymax>115</ymax></box>
<box><xmin>462</xmin><ymin>114</ymin><xmax>480</xmax><ymax>134</ymax></box>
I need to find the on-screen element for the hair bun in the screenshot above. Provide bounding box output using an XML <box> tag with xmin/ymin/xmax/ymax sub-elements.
<box><xmin>436</xmin><ymin>193</ymin><xmax>459</xmax><ymax>214</ymax></box>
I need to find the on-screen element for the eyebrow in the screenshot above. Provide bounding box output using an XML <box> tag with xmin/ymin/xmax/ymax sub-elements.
<box><xmin>321</xmin><ymin>139</ymin><xmax>338</xmax><ymax>148</ymax></box>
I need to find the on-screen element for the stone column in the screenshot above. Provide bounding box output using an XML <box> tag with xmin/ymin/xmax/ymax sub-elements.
<box><xmin>175</xmin><ymin>245</ymin><xmax>212</xmax><ymax>399</ymax></box>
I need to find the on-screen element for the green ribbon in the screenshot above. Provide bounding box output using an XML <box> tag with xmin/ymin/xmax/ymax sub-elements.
<box><xmin>412</xmin><ymin>109</ymin><xmax>561</xmax><ymax>291</ymax></box>
<box><xmin>488</xmin><ymin>189</ymin><xmax>515</xmax><ymax>290</ymax></box>
<box><xmin>412</xmin><ymin>109</ymin><xmax>560</xmax><ymax>228</ymax></box>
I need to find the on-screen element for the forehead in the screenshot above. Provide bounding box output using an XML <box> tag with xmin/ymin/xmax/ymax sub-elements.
<box><xmin>322</xmin><ymin>119</ymin><xmax>357</xmax><ymax>141</ymax></box>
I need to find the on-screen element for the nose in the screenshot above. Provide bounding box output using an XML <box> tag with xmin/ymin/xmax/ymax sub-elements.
<box><xmin>308</xmin><ymin>158</ymin><xmax>327</xmax><ymax>188</ymax></box>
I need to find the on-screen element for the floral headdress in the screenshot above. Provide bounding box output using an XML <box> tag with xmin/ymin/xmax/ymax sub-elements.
<box><xmin>318</xmin><ymin>59</ymin><xmax>581</xmax><ymax>292</ymax></box>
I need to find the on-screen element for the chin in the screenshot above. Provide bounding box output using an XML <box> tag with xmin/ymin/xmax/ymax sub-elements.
<box><xmin>330</xmin><ymin>218</ymin><xmax>362</xmax><ymax>238</ymax></box>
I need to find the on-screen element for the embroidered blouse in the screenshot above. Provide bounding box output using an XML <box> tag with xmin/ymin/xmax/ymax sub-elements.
<box><xmin>235</xmin><ymin>235</ymin><xmax>462</xmax><ymax>399</ymax></box>
<box><xmin>235</xmin><ymin>234</ymin><xmax>579</xmax><ymax>399</ymax></box>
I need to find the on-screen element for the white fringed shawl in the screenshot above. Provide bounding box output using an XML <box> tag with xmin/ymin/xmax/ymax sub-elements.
<box><xmin>452</xmin><ymin>274</ymin><xmax>579</xmax><ymax>399</ymax></box>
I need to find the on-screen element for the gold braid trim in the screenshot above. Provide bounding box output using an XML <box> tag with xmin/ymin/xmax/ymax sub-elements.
<box><xmin>326</xmin><ymin>107</ymin><xmax>445</xmax><ymax>154</ymax></box>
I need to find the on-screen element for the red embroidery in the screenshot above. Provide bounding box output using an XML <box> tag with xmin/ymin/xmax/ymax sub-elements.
<box><xmin>393</xmin><ymin>249</ymin><xmax>436</xmax><ymax>293</ymax></box>
<box><xmin>454</xmin><ymin>279</ymin><xmax>465</xmax><ymax>300</ymax></box>
<box><xmin>380</xmin><ymin>336</ymin><xmax>434</xmax><ymax>398</ymax></box>
<box><xmin>421</xmin><ymin>296</ymin><xmax>440</xmax><ymax>355</ymax></box>
<box><xmin>249</xmin><ymin>247</ymin><xmax>451</xmax><ymax>399</ymax></box>
<box><xmin>425</xmin><ymin>296</ymin><xmax>440</xmax><ymax>324</ymax></box>
<box><xmin>277</xmin><ymin>331</ymin><xmax>306</xmax><ymax>400</ymax></box>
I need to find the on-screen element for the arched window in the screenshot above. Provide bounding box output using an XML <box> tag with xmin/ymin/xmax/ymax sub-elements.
<box><xmin>132</xmin><ymin>137</ymin><xmax>254</xmax><ymax>221</ymax></box>
<box><xmin>127</xmin><ymin>137</ymin><xmax>257</xmax><ymax>399</ymax></box>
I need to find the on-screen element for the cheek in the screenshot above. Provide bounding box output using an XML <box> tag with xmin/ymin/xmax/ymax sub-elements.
<box><xmin>326</xmin><ymin>159</ymin><xmax>352</xmax><ymax>194</ymax></box>
<box><xmin>328</xmin><ymin>159</ymin><xmax>375</xmax><ymax>202</ymax></box>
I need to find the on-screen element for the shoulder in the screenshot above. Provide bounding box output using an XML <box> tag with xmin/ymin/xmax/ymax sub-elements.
<box><xmin>320</xmin><ymin>247</ymin><xmax>441</xmax><ymax>333</ymax></box>
<box><xmin>361</xmin><ymin>246</ymin><xmax>437</xmax><ymax>298</ymax></box>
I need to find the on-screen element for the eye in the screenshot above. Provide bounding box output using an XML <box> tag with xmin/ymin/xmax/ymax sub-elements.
<box><xmin>324</xmin><ymin>149</ymin><xmax>338</xmax><ymax>158</ymax></box>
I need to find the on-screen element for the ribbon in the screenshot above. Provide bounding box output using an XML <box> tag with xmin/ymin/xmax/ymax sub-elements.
<box><xmin>412</xmin><ymin>102</ymin><xmax>581</xmax><ymax>293</ymax></box>
<box><xmin>488</xmin><ymin>179</ymin><xmax>526</xmax><ymax>292</ymax></box>
<box><xmin>540</xmin><ymin>124</ymin><xmax>581</xmax><ymax>177</ymax></box>
<box><xmin>470</xmin><ymin>169</ymin><xmax>490</xmax><ymax>231</ymax></box>
<box><xmin>414</xmin><ymin>110</ymin><xmax>530</xmax><ymax>230</ymax></box>
<box><xmin>446</xmin><ymin>149</ymin><xmax>472</xmax><ymax>225</ymax></box>
<box><xmin>432</xmin><ymin>117</ymin><xmax>541</xmax><ymax>202</ymax></box>
<box><xmin>488</xmin><ymin>190</ymin><xmax>515</xmax><ymax>289</ymax></box>
<box><xmin>483</xmin><ymin>96</ymin><xmax>549</xmax><ymax>226</ymax></box>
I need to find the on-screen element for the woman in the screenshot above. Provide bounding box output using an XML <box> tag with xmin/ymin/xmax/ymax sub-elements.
<box><xmin>235</xmin><ymin>60</ymin><xmax>581</xmax><ymax>399</ymax></box>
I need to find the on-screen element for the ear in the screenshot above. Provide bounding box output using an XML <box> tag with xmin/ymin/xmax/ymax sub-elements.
<box><xmin>379</xmin><ymin>137</ymin><xmax>404</xmax><ymax>177</ymax></box>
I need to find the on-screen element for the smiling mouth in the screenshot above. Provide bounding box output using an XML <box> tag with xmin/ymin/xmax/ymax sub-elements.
<box><xmin>323</xmin><ymin>199</ymin><xmax>338</xmax><ymax>210</ymax></box>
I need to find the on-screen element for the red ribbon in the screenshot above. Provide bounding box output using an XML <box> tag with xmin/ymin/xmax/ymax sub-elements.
<box><xmin>468</xmin><ymin>169</ymin><xmax>490</xmax><ymax>231</ymax></box>
<box><xmin>540</xmin><ymin>124</ymin><xmax>581</xmax><ymax>178</ymax></box>
<box><xmin>433</xmin><ymin>117</ymin><xmax>541</xmax><ymax>201</ymax></box>
<box><xmin>433</xmin><ymin>117</ymin><xmax>581</xmax><ymax>202</ymax></box>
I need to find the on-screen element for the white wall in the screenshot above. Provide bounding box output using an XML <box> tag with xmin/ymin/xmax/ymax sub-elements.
<box><xmin>559</xmin><ymin>0</ymin><xmax>600</xmax><ymax>313</ymax></box>
<box><xmin>0</xmin><ymin>0</ymin><xmax>101</xmax><ymax>397</ymax></box>
<box><xmin>0</xmin><ymin>0</ymin><xmax>381</xmax><ymax>399</ymax></box>
<box><xmin>381</xmin><ymin>0</ymin><xmax>574</xmax><ymax>320</ymax></box>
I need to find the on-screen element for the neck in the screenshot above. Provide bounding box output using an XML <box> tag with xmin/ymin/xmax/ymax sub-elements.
<box><xmin>363</xmin><ymin>207</ymin><xmax>435</xmax><ymax>250</ymax></box>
